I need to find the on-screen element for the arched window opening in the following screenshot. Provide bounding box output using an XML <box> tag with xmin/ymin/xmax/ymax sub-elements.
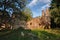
<box><xmin>30</xmin><ymin>23</ymin><xmax>32</xmax><ymax>25</ymax></box>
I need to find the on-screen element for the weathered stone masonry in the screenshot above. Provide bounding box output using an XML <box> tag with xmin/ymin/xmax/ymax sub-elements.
<box><xmin>26</xmin><ymin>8</ymin><xmax>51</xmax><ymax>30</ymax></box>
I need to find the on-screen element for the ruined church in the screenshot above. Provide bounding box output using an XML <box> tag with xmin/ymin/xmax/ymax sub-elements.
<box><xmin>26</xmin><ymin>8</ymin><xmax>51</xmax><ymax>30</ymax></box>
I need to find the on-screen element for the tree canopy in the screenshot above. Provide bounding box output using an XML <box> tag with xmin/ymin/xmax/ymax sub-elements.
<box><xmin>0</xmin><ymin>0</ymin><xmax>28</xmax><ymax>23</ymax></box>
<box><xmin>50</xmin><ymin>0</ymin><xmax>60</xmax><ymax>27</ymax></box>
<box><xmin>0</xmin><ymin>0</ymin><xmax>33</xmax><ymax>27</ymax></box>
<box><xmin>23</xmin><ymin>7</ymin><xmax>33</xmax><ymax>21</ymax></box>
<box><xmin>0</xmin><ymin>0</ymin><xmax>27</xmax><ymax>15</ymax></box>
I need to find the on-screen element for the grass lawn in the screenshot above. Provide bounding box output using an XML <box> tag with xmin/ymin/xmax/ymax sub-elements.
<box><xmin>0</xmin><ymin>28</ymin><xmax>60</xmax><ymax>40</ymax></box>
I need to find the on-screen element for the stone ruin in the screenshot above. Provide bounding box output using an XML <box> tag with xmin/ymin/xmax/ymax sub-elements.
<box><xmin>26</xmin><ymin>8</ymin><xmax>51</xmax><ymax>30</ymax></box>
<box><xmin>0</xmin><ymin>8</ymin><xmax>51</xmax><ymax>30</ymax></box>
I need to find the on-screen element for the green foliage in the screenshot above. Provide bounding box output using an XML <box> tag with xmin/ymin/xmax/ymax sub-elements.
<box><xmin>50</xmin><ymin>0</ymin><xmax>60</xmax><ymax>27</ymax></box>
<box><xmin>12</xmin><ymin>7</ymin><xmax>33</xmax><ymax>21</ymax></box>
<box><xmin>50</xmin><ymin>0</ymin><xmax>60</xmax><ymax>9</ymax></box>
<box><xmin>23</xmin><ymin>7</ymin><xmax>33</xmax><ymax>21</ymax></box>
<box><xmin>0</xmin><ymin>0</ymin><xmax>30</xmax><ymax>24</ymax></box>
<box><xmin>0</xmin><ymin>11</ymin><xmax>10</xmax><ymax>23</ymax></box>
<box><xmin>0</xmin><ymin>28</ymin><xmax>60</xmax><ymax>40</ymax></box>
<box><xmin>0</xmin><ymin>0</ymin><xmax>32</xmax><ymax>30</ymax></box>
<box><xmin>0</xmin><ymin>0</ymin><xmax>27</xmax><ymax>12</ymax></box>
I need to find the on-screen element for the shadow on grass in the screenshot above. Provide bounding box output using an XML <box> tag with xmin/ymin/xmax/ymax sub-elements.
<box><xmin>0</xmin><ymin>27</ymin><xmax>40</xmax><ymax>40</ymax></box>
<box><xmin>0</xmin><ymin>27</ymin><xmax>60</xmax><ymax>40</ymax></box>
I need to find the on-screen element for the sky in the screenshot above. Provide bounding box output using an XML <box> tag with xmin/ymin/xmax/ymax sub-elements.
<box><xmin>27</xmin><ymin>0</ymin><xmax>51</xmax><ymax>17</ymax></box>
<box><xmin>0</xmin><ymin>0</ymin><xmax>51</xmax><ymax>17</ymax></box>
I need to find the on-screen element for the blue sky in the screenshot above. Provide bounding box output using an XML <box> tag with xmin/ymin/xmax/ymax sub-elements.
<box><xmin>27</xmin><ymin>0</ymin><xmax>51</xmax><ymax>17</ymax></box>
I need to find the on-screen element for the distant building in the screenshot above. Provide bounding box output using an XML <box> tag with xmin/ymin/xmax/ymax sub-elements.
<box><xmin>26</xmin><ymin>8</ymin><xmax>51</xmax><ymax>30</ymax></box>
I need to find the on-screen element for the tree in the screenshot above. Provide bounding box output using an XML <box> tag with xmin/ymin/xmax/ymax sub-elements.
<box><xmin>23</xmin><ymin>7</ymin><xmax>33</xmax><ymax>21</ymax></box>
<box><xmin>50</xmin><ymin>0</ymin><xmax>60</xmax><ymax>27</ymax></box>
<box><xmin>0</xmin><ymin>0</ymin><xmax>28</xmax><ymax>21</ymax></box>
<box><xmin>12</xmin><ymin>7</ymin><xmax>33</xmax><ymax>21</ymax></box>
<box><xmin>0</xmin><ymin>0</ymin><xmax>28</xmax><ymax>13</ymax></box>
<box><xmin>0</xmin><ymin>0</ymin><xmax>29</xmax><ymax>29</ymax></box>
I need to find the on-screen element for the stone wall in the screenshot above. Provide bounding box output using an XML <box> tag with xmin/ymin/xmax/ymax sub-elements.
<box><xmin>26</xmin><ymin>8</ymin><xmax>51</xmax><ymax>30</ymax></box>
